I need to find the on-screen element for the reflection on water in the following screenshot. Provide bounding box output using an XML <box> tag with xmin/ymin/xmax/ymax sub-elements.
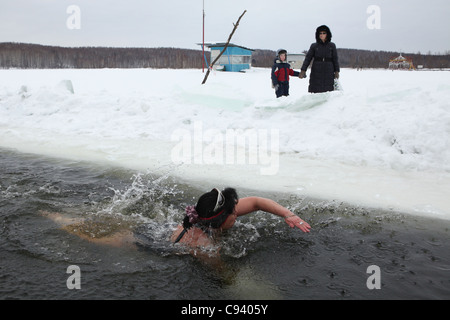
<box><xmin>1</xmin><ymin>148</ymin><xmax>450</xmax><ymax>299</ymax></box>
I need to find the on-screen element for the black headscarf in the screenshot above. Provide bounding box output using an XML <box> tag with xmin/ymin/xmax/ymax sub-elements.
<box><xmin>174</xmin><ymin>188</ymin><xmax>239</xmax><ymax>243</ymax></box>
<box><xmin>315</xmin><ymin>25</ymin><xmax>332</xmax><ymax>43</ymax></box>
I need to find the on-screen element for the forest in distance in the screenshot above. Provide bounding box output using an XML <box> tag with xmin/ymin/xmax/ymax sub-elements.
<box><xmin>1</xmin><ymin>42</ymin><xmax>449</xmax><ymax>70</ymax></box>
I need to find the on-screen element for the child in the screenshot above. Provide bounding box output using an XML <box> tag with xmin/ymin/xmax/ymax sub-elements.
<box><xmin>271</xmin><ymin>49</ymin><xmax>301</xmax><ymax>98</ymax></box>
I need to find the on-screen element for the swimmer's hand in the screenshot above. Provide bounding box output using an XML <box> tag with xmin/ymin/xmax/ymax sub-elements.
<box><xmin>284</xmin><ymin>214</ymin><xmax>311</xmax><ymax>233</ymax></box>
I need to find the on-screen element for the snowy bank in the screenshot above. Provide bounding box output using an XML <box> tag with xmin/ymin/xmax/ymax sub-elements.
<box><xmin>1</xmin><ymin>68</ymin><xmax>450</xmax><ymax>219</ymax></box>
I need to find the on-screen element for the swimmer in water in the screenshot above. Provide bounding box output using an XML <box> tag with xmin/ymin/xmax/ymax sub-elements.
<box><xmin>41</xmin><ymin>187</ymin><xmax>311</xmax><ymax>254</ymax></box>
<box><xmin>170</xmin><ymin>187</ymin><xmax>311</xmax><ymax>250</ymax></box>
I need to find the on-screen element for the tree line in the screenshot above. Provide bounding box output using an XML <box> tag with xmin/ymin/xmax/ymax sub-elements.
<box><xmin>0</xmin><ymin>42</ymin><xmax>448</xmax><ymax>69</ymax></box>
<box><xmin>252</xmin><ymin>48</ymin><xmax>450</xmax><ymax>69</ymax></box>
<box><xmin>0</xmin><ymin>43</ymin><xmax>209</xmax><ymax>69</ymax></box>
<box><xmin>337</xmin><ymin>48</ymin><xmax>450</xmax><ymax>69</ymax></box>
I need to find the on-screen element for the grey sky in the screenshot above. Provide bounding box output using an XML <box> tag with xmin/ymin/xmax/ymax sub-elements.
<box><xmin>0</xmin><ymin>0</ymin><xmax>449</xmax><ymax>54</ymax></box>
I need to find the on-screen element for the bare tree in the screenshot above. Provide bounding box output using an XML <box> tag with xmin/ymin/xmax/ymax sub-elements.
<box><xmin>201</xmin><ymin>10</ymin><xmax>247</xmax><ymax>84</ymax></box>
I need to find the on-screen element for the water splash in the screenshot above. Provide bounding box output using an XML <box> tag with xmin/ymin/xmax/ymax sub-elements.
<box><xmin>96</xmin><ymin>172</ymin><xmax>183</xmax><ymax>220</ymax></box>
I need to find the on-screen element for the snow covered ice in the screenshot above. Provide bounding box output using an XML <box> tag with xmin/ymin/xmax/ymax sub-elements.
<box><xmin>1</xmin><ymin>68</ymin><xmax>450</xmax><ymax>219</ymax></box>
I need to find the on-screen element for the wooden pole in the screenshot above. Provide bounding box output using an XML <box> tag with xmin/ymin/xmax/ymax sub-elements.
<box><xmin>201</xmin><ymin>10</ymin><xmax>247</xmax><ymax>85</ymax></box>
<box><xmin>202</xmin><ymin>0</ymin><xmax>205</xmax><ymax>73</ymax></box>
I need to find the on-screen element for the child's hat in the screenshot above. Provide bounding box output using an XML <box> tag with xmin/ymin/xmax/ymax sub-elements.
<box><xmin>277</xmin><ymin>49</ymin><xmax>287</xmax><ymax>56</ymax></box>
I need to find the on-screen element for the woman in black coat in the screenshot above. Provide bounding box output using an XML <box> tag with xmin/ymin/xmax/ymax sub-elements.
<box><xmin>300</xmin><ymin>25</ymin><xmax>340</xmax><ymax>93</ymax></box>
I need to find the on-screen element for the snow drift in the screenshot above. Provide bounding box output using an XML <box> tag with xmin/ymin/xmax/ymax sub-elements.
<box><xmin>1</xmin><ymin>68</ymin><xmax>449</xmax><ymax>219</ymax></box>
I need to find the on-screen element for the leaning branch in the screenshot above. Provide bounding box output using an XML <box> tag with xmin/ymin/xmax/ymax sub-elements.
<box><xmin>201</xmin><ymin>10</ymin><xmax>247</xmax><ymax>85</ymax></box>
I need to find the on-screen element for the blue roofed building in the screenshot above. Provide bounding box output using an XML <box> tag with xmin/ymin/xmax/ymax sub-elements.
<box><xmin>200</xmin><ymin>42</ymin><xmax>254</xmax><ymax>72</ymax></box>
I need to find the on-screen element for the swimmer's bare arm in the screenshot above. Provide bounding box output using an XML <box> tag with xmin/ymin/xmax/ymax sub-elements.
<box><xmin>235</xmin><ymin>197</ymin><xmax>311</xmax><ymax>233</ymax></box>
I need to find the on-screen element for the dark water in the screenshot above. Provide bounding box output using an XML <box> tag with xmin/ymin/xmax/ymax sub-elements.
<box><xmin>1</xmin><ymin>148</ymin><xmax>449</xmax><ymax>301</ymax></box>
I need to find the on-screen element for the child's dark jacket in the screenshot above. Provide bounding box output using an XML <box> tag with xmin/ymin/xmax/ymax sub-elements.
<box><xmin>271</xmin><ymin>58</ymin><xmax>299</xmax><ymax>86</ymax></box>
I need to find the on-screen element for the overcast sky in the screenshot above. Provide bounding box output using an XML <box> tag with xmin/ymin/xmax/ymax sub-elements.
<box><xmin>0</xmin><ymin>0</ymin><xmax>449</xmax><ymax>54</ymax></box>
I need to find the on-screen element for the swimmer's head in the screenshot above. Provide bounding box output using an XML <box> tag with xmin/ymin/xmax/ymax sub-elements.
<box><xmin>182</xmin><ymin>187</ymin><xmax>238</xmax><ymax>230</ymax></box>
